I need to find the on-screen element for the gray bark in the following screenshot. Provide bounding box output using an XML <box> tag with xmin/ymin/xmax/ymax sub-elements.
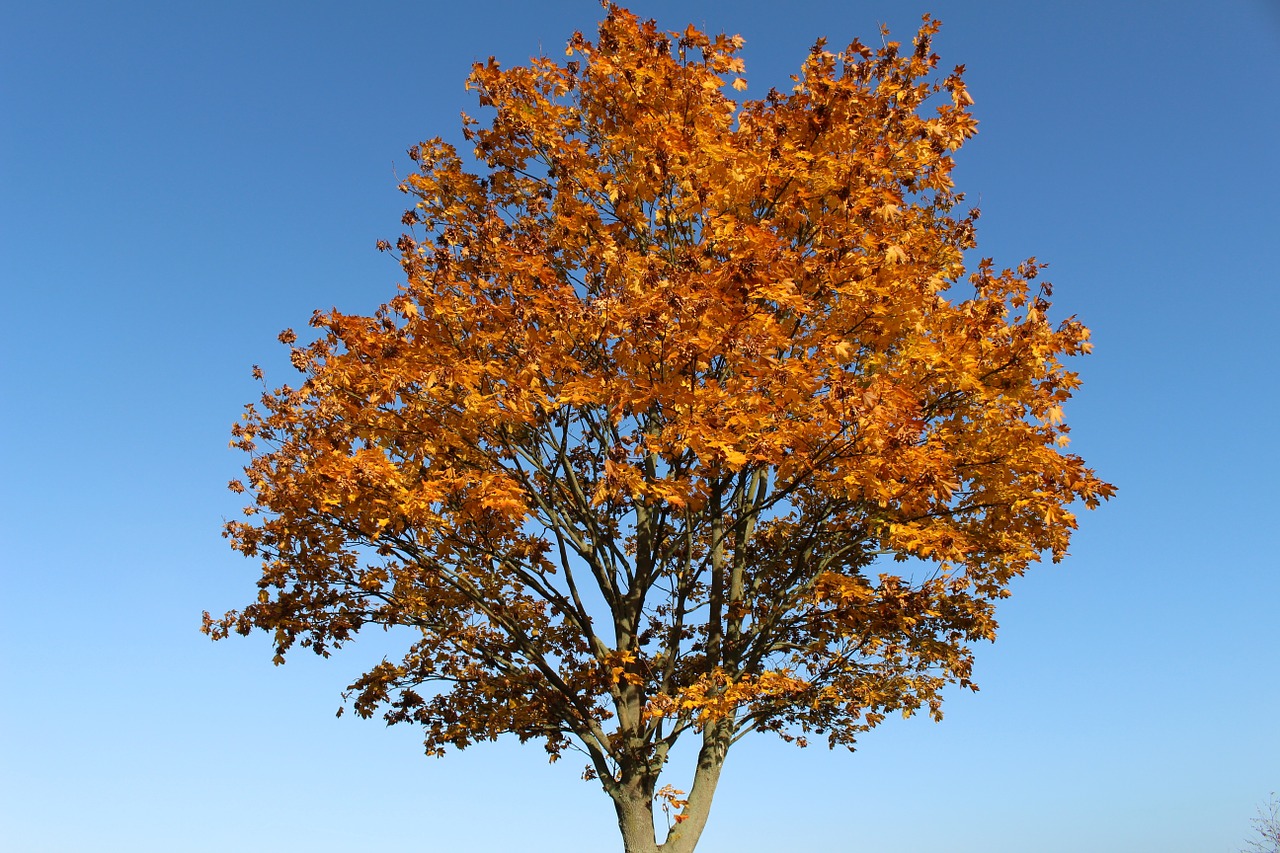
<box><xmin>610</xmin><ymin>723</ymin><xmax>730</xmax><ymax>853</ymax></box>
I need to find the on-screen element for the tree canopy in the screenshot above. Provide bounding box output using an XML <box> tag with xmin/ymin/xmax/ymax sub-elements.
<box><xmin>207</xmin><ymin>7</ymin><xmax>1113</xmax><ymax>852</ymax></box>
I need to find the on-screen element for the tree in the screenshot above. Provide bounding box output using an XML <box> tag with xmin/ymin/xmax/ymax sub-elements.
<box><xmin>206</xmin><ymin>7</ymin><xmax>1114</xmax><ymax>852</ymax></box>
<box><xmin>1245</xmin><ymin>793</ymin><xmax>1280</xmax><ymax>853</ymax></box>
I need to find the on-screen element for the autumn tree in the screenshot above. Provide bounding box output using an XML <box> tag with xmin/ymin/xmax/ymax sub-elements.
<box><xmin>207</xmin><ymin>7</ymin><xmax>1113</xmax><ymax>852</ymax></box>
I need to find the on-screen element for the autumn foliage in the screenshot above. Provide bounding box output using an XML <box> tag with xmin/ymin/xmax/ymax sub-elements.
<box><xmin>208</xmin><ymin>7</ymin><xmax>1113</xmax><ymax>852</ymax></box>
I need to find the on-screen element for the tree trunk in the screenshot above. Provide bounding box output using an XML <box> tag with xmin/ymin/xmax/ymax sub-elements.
<box><xmin>613</xmin><ymin>778</ymin><xmax>661</xmax><ymax>853</ymax></box>
<box><xmin>655</xmin><ymin>728</ymin><xmax>727</xmax><ymax>853</ymax></box>
<box><xmin>611</xmin><ymin>725</ymin><xmax>729</xmax><ymax>853</ymax></box>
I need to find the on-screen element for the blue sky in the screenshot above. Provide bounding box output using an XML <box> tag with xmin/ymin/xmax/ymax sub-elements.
<box><xmin>2</xmin><ymin>1</ymin><xmax>1276</xmax><ymax>851</ymax></box>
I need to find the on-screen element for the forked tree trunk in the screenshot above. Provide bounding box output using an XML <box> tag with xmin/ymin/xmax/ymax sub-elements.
<box><xmin>611</xmin><ymin>727</ymin><xmax>729</xmax><ymax>853</ymax></box>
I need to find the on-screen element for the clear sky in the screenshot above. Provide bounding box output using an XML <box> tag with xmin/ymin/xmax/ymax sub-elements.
<box><xmin>2</xmin><ymin>1</ymin><xmax>1276</xmax><ymax>851</ymax></box>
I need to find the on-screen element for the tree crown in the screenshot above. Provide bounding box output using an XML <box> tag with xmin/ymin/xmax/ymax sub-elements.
<box><xmin>209</xmin><ymin>6</ymin><xmax>1112</xmax><ymax>847</ymax></box>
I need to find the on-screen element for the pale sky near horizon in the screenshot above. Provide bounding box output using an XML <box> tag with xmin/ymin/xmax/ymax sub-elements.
<box><xmin>2</xmin><ymin>1</ymin><xmax>1277</xmax><ymax>851</ymax></box>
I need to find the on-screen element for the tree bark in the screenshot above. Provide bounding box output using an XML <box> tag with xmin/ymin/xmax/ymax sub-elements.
<box><xmin>611</xmin><ymin>723</ymin><xmax>730</xmax><ymax>853</ymax></box>
<box><xmin>655</xmin><ymin>725</ymin><xmax>728</xmax><ymax>853</ymax></box>
<box><xmin>613</xmin><ymin>777</ymin><xmax>660</xmax><ymax>853</ymax></box>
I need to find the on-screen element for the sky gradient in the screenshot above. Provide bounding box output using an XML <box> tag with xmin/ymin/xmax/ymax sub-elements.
<box><xmin>2</xmin><ymin>1</ymin><xmax>1277</xmax><ymax>851</ymax></box>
